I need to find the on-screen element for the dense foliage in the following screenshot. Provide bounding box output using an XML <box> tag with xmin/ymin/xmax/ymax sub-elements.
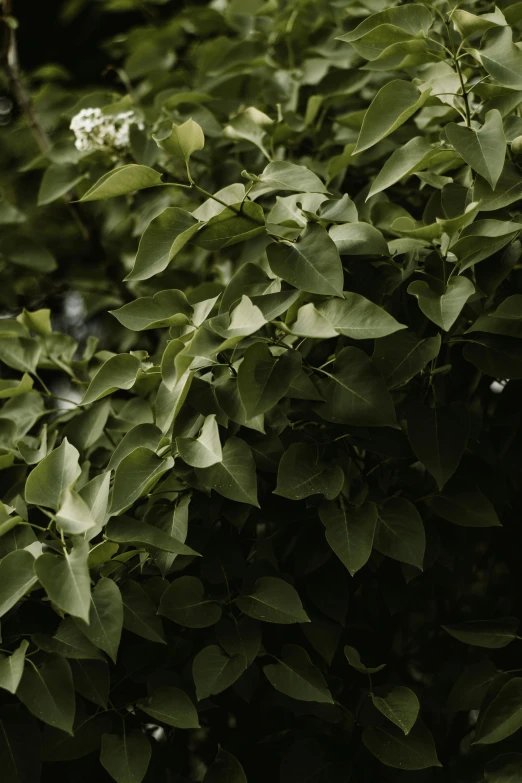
<box><xmin>1</xmin><ymin>0</ymin><xmax>522</xmax><ymax>780</ymax></box>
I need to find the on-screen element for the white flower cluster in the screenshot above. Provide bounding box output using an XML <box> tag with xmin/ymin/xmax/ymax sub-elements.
<box><xmin>70</xmin><ymin>107</ymin><xmax>144</xmax><ymax>152</ymax></box>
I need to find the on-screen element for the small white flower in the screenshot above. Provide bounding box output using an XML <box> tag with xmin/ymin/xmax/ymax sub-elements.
<box><xmin>70</xmin><ymin>107</ymin><xmax>144</xmax><ymax>152</ymax></box>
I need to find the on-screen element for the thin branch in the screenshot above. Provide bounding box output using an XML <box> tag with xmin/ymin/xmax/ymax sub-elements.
<box><xmin>1</xmin><ymin>0</ymin><xmax>50</xmax><ymax>154</ymax></box>
<box><xmin>1</xmin><ymin>0</ymin><xmax>90</xmax><ymax>240</ymax></box>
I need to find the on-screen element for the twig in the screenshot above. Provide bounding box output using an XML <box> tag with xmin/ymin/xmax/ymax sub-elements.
<box><xmin>1</xmin><ymin>0</ymin><xmax>90</xmax><ymax>240</ymax></box>
<box><xmin>1</xmin><ymin>0</ymin><xmax>50</xmax><ymax>154</ymax></box>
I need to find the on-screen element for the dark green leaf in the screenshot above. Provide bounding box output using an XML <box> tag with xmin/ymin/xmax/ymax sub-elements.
<box><xmin>138</xmin><ymin>685</ymin><xmax>200</xmax><ymax>728</ymax></box>
<box><xmin>267</xmin><ymin>224</ymin><xmax>344</xmax><ymax>297</ymax></box>
<box><xmin>0</xmin><ymin>550</ymin><xmax>37</xmax><ymax>618</ymax></box>
<box><xmin>443</xmin><ymin>617</ymin><xmax>518</xmax><ymax>649</ymax></box>
<box><xmin>121</xmin><ymin>581</ymin><xmax>166</xmax><ymax>644</ymax></box>
<box><xmin>236</xmin><ymin>577</ymin><xmax>310</xmax><ymax>624</ymax></box>
<box><xmin>196</xmin><ymin>437</ymin><xmax>259</xmax><ymax>507</ymax></box>
<box><xmin>407</xmin><ymin>401</ymin><xmax>470</xmax><ymax>489</ymax></box>
<box><xmin>17</xmin><ymin>654</ymin><xmax>75</xmax><ymax>735</ymax></box>
<box><xmin>203</xmin><ymin>748</ymin><xmax>247</xmax><ymax>783</ymax></box>
<box><xmin>319</xmin><ymin>500</ymin><xmax>377</xmax><ymax>576</ymax></box>
<box><xmin>79</xmin><ymin>165</ymin><xmax>163</xmax><ymax>202</ymax></box>
<box><xmin>315</xmin><ymin>347</ymin><xmax>397</xmax><ymax>428</ymax></box>
<box><xmin>274</xmin><ymin>443</ymin><xmax>344</xmax><ymax>501</ymax></box>
<box><xmin>371</xmin><ymin>686</ymin><xmax>420</xmax><ymax>735</ymax></box>
<box><xmin>159</xmin><ymin>575</ymin><xmax>222</xmax><ymax>628</ymax></box>
<box><xmin>193</xmin><ymin>645</ymin><xmax>246</xmax><ymax>700</ymax></box>
<box><xmin>475</xmin><ymin>678</ymin><xmax>522</xmax><ymax>745</ymax></box>
<box><xmin>374</xmin><ymin>498</ymin><xmax>425</xmax><ymax>569</ymax></box>
<box><xmin>100</xmin><ymin>732</ymin><xmax>151</xmax><ymax>783</ymax></box>
<box><xmin>263</xmin><ymin>644</ymin><xmax>334</xmax><ymax>703</ymax></box>
<box><xmin>363</xmin><ymin>721</ymin><xmax>441</xmax><ymax>769</ymax></box>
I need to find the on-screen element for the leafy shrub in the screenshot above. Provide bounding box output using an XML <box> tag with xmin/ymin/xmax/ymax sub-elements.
<box><xmin>1</xmin><ymin>0</ymin><xmax>522</xmax><ymax>781</ymax></box>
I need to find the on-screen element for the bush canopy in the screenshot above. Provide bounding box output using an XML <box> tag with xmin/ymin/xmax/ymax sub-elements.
<box><xmin>1</xmin><ymin>0</ymin><xmax>522</xmax><ymax>781</ymax></box>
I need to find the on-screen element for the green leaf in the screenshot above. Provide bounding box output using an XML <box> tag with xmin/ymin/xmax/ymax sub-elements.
<box><xmin>367</xmin><ymin>137</ymin><xmax>436</xmax><ymax>198</ymax></box>
<box><xmin>344</xmin><ymin>645</ymin><xmax>386</xmax><ymax>674</ymax></box>
<box><xmin>33</xmin><ymin>617</ymin><xmax>103</xmax><ymax>660</ymax></box>
<box><xmin>121</xmin><ymin>581</ymin><xmax>165</xmax><ymax>644</ymax></box>
<box><xmin>125</xmin><ymin>208</ymin><xmax>201</xmax><ymax>281</ymax></box>
<box><xmin>407</xmin><ymin>401</ymin><xmax>470</xmax><ymax>489</ymax></box>
<box><xmin>176</xmin><ymin>414</ymin><xmax>222</xmax><ymax>468</ymax></box>
<box><xmin>100</xmin><ymin>732</ymin><xmax>151</xmax><ymax>783</ymax></box>
<box><xmin>452</xmin><ymin>8</ymin><xmax>504</xmax><ymax>40</ymax></box>
<box><xmin>466</xmin><ymin>294</ymin><xmax>522</xmax><ymax>339</ymax></box>
<box><xmin>408</xmin><ymin>277</ymin><xmax>475</xmax><ymax>331</ymax></box>
<box><xmin>0</xmin><ymin>373</ymin><xmax>33</xmax><ymax>399</ymax></box>
<box><xmin>107</xmin><ymin>425</ymin><xmax>162</xmax><ymax>472</ymax></box>
<box><xmin>75</xmin><ymin>578</ymin><xmax>123</xmax><ymax>663</ymax></box>
<box><xmin>111</xmin><ymin>289</ymin><xmax>192</xmax><ymax>331</ymax></box>
<box><xmin>318</xmin><ymin>293</ymin><xmax>405</xmax><ymax>339</ymax></box>
<box><xmin>451</xmin><ymin>220</ymin><xmax>522</xmax><ymax>271</ymax></box>
<box><xmin>290</xmin><ymin>303</ymin><xmax>338</xmax><ymax>339</ymax></box>
<box><xmin>196</xmin><ymin>437</ymin><xmax>259</xmax><ymax>507</ymax></box>
<box><xmin>17</xmin><ymin>654</ymin><xmax>75</xmax><ymax>735</ymax></box>
<box><xmin>55</xmin><ymin>487</ymin><xmax>96</xmax><ymax>536</ymax></box>
<box><xmin>373</xmin><ymin>332</ymin><xmax>441</xmax><ymax>388</ymax></box>
<box><xmin>236</xmin><ymin>576</ymin><xmax>310</xmax><ymax>624</ymax></box>
<box><xmin>263</xmin><ymin>644</ymin><xmax>334</xmax><ymax>703</ymax></box>
<box><xmin>238</xmin><ymin>344</ymin><xmax>301</xmax><ymax>417</ymax></box>
<box><xmin>81</xmin><ymin>472</ymin><xmax>111</xmax><ymax>536</ymax></box>
<box><xmin>224</xmin><ymin>106</ymin><xmax>273</xmax><ymax>158</ymax></box>
<box><xmin>374</xmin><ymin>497</ymin><xmax>425</xmax><ymax>569</ymax></box>
<box><xmin>267</xmin><ymin>224</ymin><xmax>344</xmax><ymax>297</ymax></box>
<box><xmin>363</xmin><ymin>721</ymin><xmax>441</xmax><ymax>770</ymax></box>
<box><xmin>475</xmin><ymin>678</ymin><xmax>522</xmax><ymax>745</ymax></box>
<box><xmin>82</xmin><ymin>354</ymin><xmax>141</xmax><ymax>405</ymax></box>
<box><xmin>443</xmin><ymin>617</ymin><xmax>518</xmax><ymax>649</ymax></box>
<box><xmin>151</xmin><ymin>493</ymin><xmax>190</xmax><ymax>576</ymax></box>
<box><xmin>216</xmin><ymin>617</ymin><xmax>262</xmax><ymax>666</ymax></box>
<box><xmin>154</xmin><ymin>118</ymin><xmax>205</xmax><ymax>163</ymax></box>
<box><xmin>316</xmin><ymin>346</ymin><xmax>397</xmax><ymax>428</ymax></box>
<box><xmin>138</xmin><ymin>686</ymin><xmax>200</xmax><ymax>728</ymax></box>
<box><xmin>249</xmin><ymin>161</ymin><xmax>328</xmax><ymax>193</ymax></box>
<box><xmin>274</xmin><ymin>443</ymin><xmax>344</xmax><ymax>501</ymax></box>
<box><xmin>474</xmin><ymin>163</ymin><xmax>522</xmax><ymax>211</ymax></box>
<box><xmin>192</xmin><ymin>645</ymin><xmax>246</xmax><ymax>700</ymax></box>
<box><xmin>0</xmin><ymin>550</ymin><xmax>37</xmax><ymax>618</ymax></box>
<box><xmin>371</xmin><ymin>686</ymin><xmax>420</xmax><ymax>735</ymax></box>
<box><xmin>79</xmin><ymin>164</ymin><xmax>163</xmax><ymax>202</ymax></box>
<box><xmin>355</xmin><ymin>81</ymin><xmax>431</xmax><ymax>154</ymax></box>
<box><xmin>428</xmin><ymin>484</ymin><xmax>501</xmax><ymax>527</ymax></box>
<box><xmin>106</xmin><ymin>516</ymin><xmax>198</xmax><ymax>555</ymax></box>
<box><xmin>0</xmin><ymin>639</ymin><xmax>29</xmax><ymax>694</ymax></box>
<box><xmin>35</xmin><ymin>539</ymin><xmax>91</xmax><ymax>623</ymax></box>
<box><xmin>447</xmin><ymin>659</ymin><xmax>498</xmax><ymax>712</ymax></box>
<box><xmin>319</xmin><ymin>500</ymin><xmax>377</xmax><ymax>576</ymax></box>
<box><xmin>25</xmin><ymin>438</ymin><xmax>81</xmax><ymax>511</ymax></box>
<box><xmin>110</xmin><ymin>448</ymin><xmax>174</xmax><ymax>515</ymax></box>
<box><xmin>71</xmin><ymin>659</ymin><xmax>110</xmax><ymax>709</ymax></box>
<box><xmin>3</xmin><ymin>237</ymin><xmax>56</xmax><ymax>272</ymax></box>
<box><xmin>203</xmin><ymin>748</ymin><xmax>247</xmax><ymax>783</ymax></box>
<box><xmin>329</xmin><ymin>222</ymin><xmax>389</xmax><ymax>256</ymax></box>
<box><xmin>473</xmin><ymin>27</ymin><xmax>522</xmax><ymax>89</ymax></box>
<box><xmin>192</xmin><ymin>201</ymin><xmax>265</xmax><ymax>251</ymax></box>
<box><xmin>38</xmin><ymin>163</ymin><xmax>86</xmax><ymax>206</ymax></box>
<box><xmin>0</xmin><ymin>337</ymin><xmax>41</xmax><ymax>374</ymax></box>
<box><xmin>463</xmin><ymin>335</ymin><xmax>522</xmax><ymax>379</ymax></box>
<box><xmin>337</xmin><ymin>5</ymin><xmax>433</xmax><ymax>43</ymax></box>
<box><xmin>485</xmin><ymin>753</ymin><xmax>522</xmax><ymax>782</ymax></box>
<box><xmin>159</xmin><ymin>575</ymin><xmax>221</xmax><ymax>628</ymax></box>
<box><xmin>447</xmin><ymin>111</ymin><xmax>506</xmax><ymax>190</ymax></box>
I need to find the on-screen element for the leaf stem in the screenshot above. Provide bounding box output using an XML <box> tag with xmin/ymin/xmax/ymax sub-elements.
<box><xmin>444</xmin><ymin>18</ymin><xmax>471</xmax><ymax>127</ymax></box>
